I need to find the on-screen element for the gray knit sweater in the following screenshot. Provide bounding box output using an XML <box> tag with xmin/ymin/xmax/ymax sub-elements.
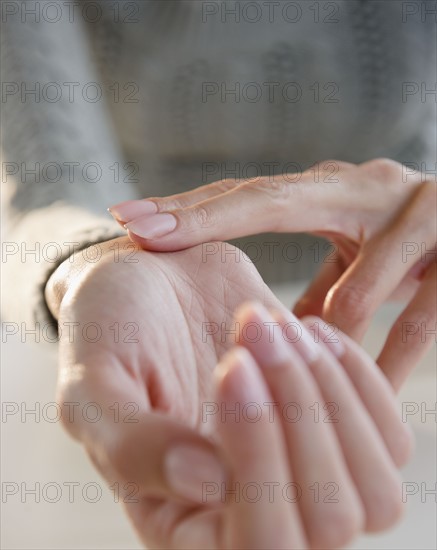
<box><xmin>2</xmin><ymin>0</ymin><xmax>436</xmax><ymax>327</ymax></box>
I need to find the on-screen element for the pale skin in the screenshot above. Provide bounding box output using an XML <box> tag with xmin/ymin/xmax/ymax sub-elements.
<box><xmin>110</xmin><ymin>158</ymin><xmax>437</xmax><ymax>392</ymax></box>
<box><xmin>47</xmin><ymin>234</ymin><xmax>413</xmax><ymax>549</ymax></box>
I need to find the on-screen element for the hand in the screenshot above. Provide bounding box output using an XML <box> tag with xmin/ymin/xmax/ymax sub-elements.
<box><xmin>214</xmin><ymin>301</ymin><xmax>412</xmax><ymax>549</ymax></box>
<box><xmin>108</xmin><ymin>158</ymin><xmax>437</xmax><ymax>390</ymax></box>
<box><xmin>44</xmin><ymin>236</ymin><xmax>289</xmax><ymax>548</ymax></box>
<box><xmin>46</xmin><ymin>237</ymin><xmax>411</xmax><ymax>549</ymax></box>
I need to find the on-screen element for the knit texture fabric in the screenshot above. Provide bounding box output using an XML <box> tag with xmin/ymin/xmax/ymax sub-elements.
<box><xmin>2</xmin><ymin>0</ymin><xmax>436</xmax><ymax>326</ymax></box>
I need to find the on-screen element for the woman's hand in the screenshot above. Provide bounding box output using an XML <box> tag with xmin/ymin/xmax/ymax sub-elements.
<box><xmin>43</xmin><ymin>236</ymin><xmax>288</xmax><ymax>547</ymax></box>
<box><xmin>213</xmin><ymin>301</ymin><xmax>412</xmax><ymax>550</ymax></box>
<box><xmin>109</xmin><ymin>158</ymin><xmax>437</xmax><ymax>390</ymax></box>
<box><xmin>46</xmin><ymin>237</ymin><xmax>412</xmax><ymax>549</ymax></box>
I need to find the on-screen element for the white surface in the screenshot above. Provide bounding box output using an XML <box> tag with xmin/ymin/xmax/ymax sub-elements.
<box><xmin>1</xmin><ymin>282</ymin><xmax>436</xmax><ymax>549</ymax></box>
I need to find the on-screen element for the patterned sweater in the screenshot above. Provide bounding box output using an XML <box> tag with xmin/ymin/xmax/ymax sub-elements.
<box><xmin>2</xmin><ymin>0</ymin><xmax>436</xmax><ymax>326</ymax></box>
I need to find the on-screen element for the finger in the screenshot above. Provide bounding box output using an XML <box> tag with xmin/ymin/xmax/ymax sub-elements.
<box><xmin>123</xmin><ymin>176</ymin><xmax>348</xmax><ymax>252</ymax></box>
<box><xmin>108</xmin><ymin>180</ymin><xmax>241</xmax><ymax>224</ymax></box>
<box><xmin>215</xmin><ymin>346</ymin><xmax>307</xmax><ymax>550</ymax></box>
<box><xmin>125</xmin><ymin>497</ymin><xmax>221</xmax><ymax>550</ymax></box>
<box><xmin>59</xmin><ymin>355</ymin><xmax>226</xmax><ymax>504</ymax></box>
<box><xmin>324</xmin><ymin>182</ymin><xmax>436</xmax><ymax>342</ymax></box>
<box><xmin>171</xmin><ymin>508</ymin><xmax>222</xmax><ymax>550</ymax></box>
<box><xmin>293</xmin><ymin>255</ymin><xmax>344</xmax><ymax>318</ymax></box>
<box><xmin>109</xmin><ymin>160</ymin><xmax>356</xmax><ymax>226</ymax></box>
<box><xmin>300</xmin><ymin>316</ymin><xmax>414</xmax><ymax>467</ymax></box>
<box><xmin>235</xmin><ymin>303</ymin><xmax>363</xmax><ymax>549</ymax></box>
<box><xmin>269</xmin><ymin>308</ymin><xmax>404</xmax><ymax>532</ymax></box>
<box><xmin>377</xmin><ymin>260</ymin><xmax>437</xmax><ymax>392</ymax></box>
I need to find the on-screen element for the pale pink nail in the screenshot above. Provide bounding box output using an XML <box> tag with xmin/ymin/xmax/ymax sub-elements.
<box><xmin>165</xmin><ymin>445</ymin><xmax>226</xmax><ymax>503</ymax></box>
<box><xmin>125</xmin><ymin>212</ymin><xmax>177</xmax><ymax>239</ymax></box>
<box><xmin>235</xmin><ymin>302</ymin><xmax>293</xmax><ymax>366</ymax></box>
<box><xmin>215</xmin><ymin>346</ymin><xmax>265</xmax><ymax>404</ymax></box>
<box><xmin>108</xmin><ymin>200</ymin><xmax>158</xmax><ymax>222</ymax></box>
<box><xmin>271</xmin><ymin>308</ymin><xmax>320</xmax><ymax>363</ymax></box>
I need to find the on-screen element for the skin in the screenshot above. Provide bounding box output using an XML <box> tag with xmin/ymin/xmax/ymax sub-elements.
<box><xmin>110</xmin><ymin>158</ymin><xmax>437</xmax><ymax>392</ymax></box>
<box><xmin>46</xmin><ymin>236</ymin><xmax>412</xmax><ymax>549</ymax></box>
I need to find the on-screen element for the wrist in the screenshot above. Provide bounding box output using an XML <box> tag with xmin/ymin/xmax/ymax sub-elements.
<box><xmin>45</xmin><ymin>236</ymin><xmax>132</xmax><ymax>319</ymax></box>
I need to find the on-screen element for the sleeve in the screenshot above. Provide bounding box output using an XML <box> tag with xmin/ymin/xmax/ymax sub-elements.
<box><xmin>1</xmin><ymin>1</ymin><xmax>137</xmax><ymax>329</ymax></box>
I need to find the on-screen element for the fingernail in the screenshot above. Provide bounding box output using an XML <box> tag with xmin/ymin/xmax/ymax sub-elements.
<box><xmin>215</xmin><ymin>346</ymin><xmax>265</xmax><ymax>404</ymax></box>
<box><xmin>271</xmin><ymin>308</ymin><xmax>320</xmax><ymax>364</ymax></box>
<box><xmin>108</xmin><ymin>200</ymin><xmax>158</xmax><ymax>222</ymax></box>
<box><xmin>125</xmin><ymin>212</ymin><xmax>177</xmax><ymax>239</ymax></box>
<box><xmin>165</xmin><ymin>445</ymin><xmax>226</xmax><ymax>503</ymax></box>
<box><xmin>235</xmin><ymin>302</ymin><xmax>293</xmax><ymax>366</ymax></box>
<box><xmin>215</xmin><ymin>346</ymin><xmax>276</xmax><ymax>442</ymax></box>
<box><xmin>303</xmin><ymin>317</ymin><xmax>345</xmax><ymax>358</ymax></box>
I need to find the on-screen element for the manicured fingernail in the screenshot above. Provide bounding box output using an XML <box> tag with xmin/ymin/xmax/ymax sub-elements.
<box><xmin>271</xmin><ymin>309</ymin><xmax>320</xmax><ymax>364</ymax></box>
<box><xmin>215</xmin><ymin>346</ymin><xmax>265</xmax><ymax>403</ymax></box>
<box><xmin>125</xmin><ymin>212</ymin><xmax>177</xmax><ymax>239</ymax></box>
<box><xmin>303</xmin><ymin>317</ymin><xmax>345</xmax><ymax>358</ymax></box>
<box><xmin>165</xmin><ymin>445</ymin><xmax>226</xmax><ymax>503</ymax></box>
<box><xmin>235</xmin><ymin>302</ymin><xmax>293</xmax><ymax>366</ymax></box>
<box><xmin>108</xmin><ymin>200</ymin><xmax>158</xmax><ymax>222</ymax></box>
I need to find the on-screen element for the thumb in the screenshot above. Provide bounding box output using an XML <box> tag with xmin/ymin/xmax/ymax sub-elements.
<box><xmin>59</xmin><ymin>358</ymin><xmax>226</xmax><ymax>504</ymax></box>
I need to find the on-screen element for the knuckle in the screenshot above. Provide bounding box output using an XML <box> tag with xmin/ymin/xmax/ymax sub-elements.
<box><xmin>326</xmin><ymin>284</ymin><xmax>374</xmax><ymax>325</ymax></box>
<box><xmin>192</xmin><ymin>204</ymin><xmax>215</xmax><ymax>229</ymax></box>
<box><xmin>246</xmin><ymin>176</ymin><xmax>292</xmax><ymax>203</ymax></box>
<box><xmin>149</xmin><ymin>196</ymin><xmax>186</xmax><ymax>211</ymax></box>
<box><xmin>163</xmin><ymin>197</ymin><xmax>191</xmax><ymax>210</ymax></box>
<box><xmin>360</xmin><ymin>158</ymin><xmax>402</xmax><ymax>181</ymax></box>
